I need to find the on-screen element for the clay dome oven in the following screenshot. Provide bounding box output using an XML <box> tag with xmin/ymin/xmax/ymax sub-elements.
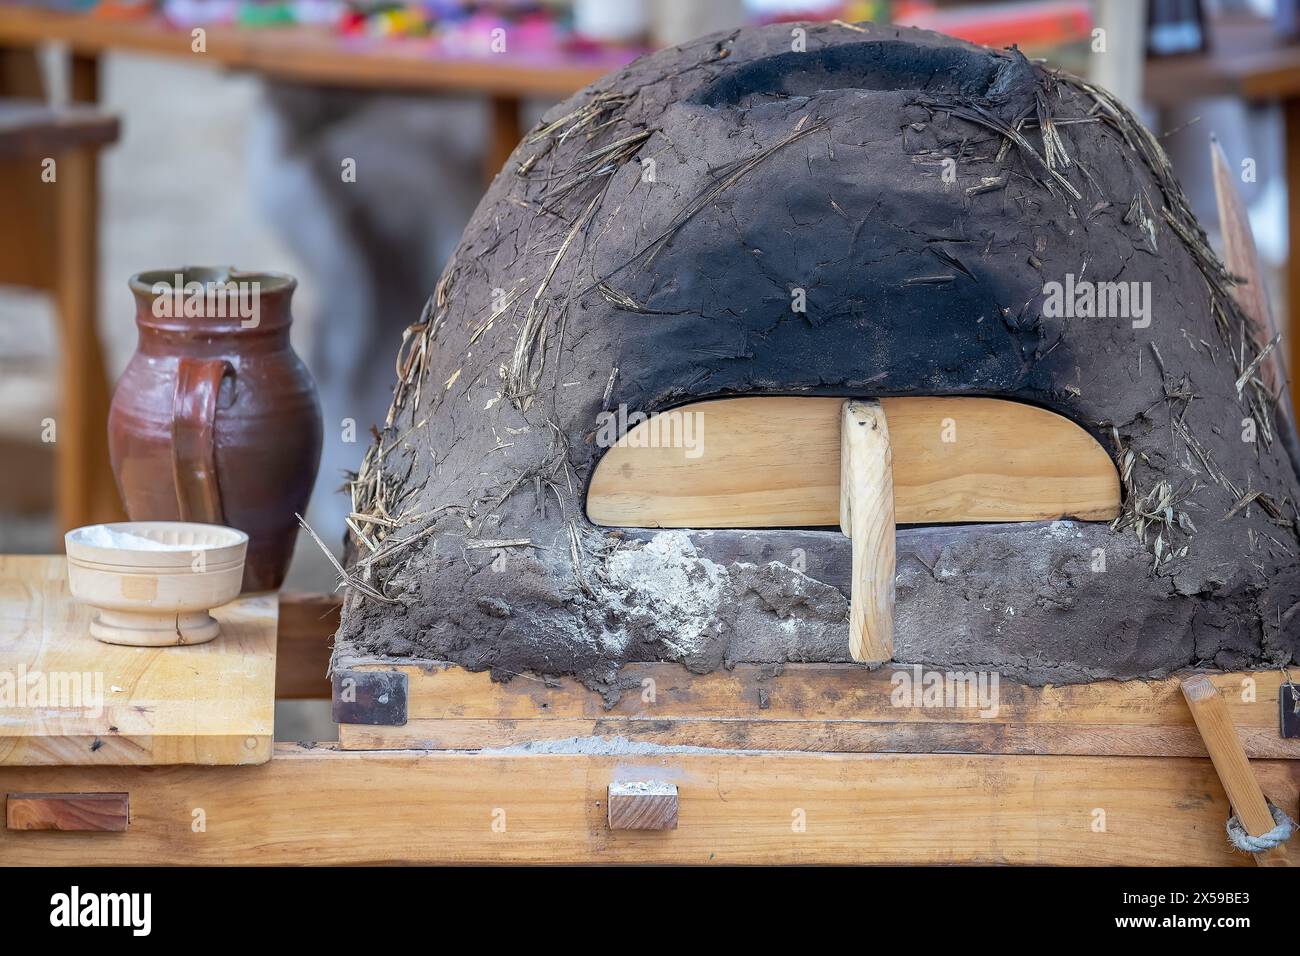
<box><xmin>332</xmin><ymin>21</ymin><xmax>1300</xmax><ymax>696</ymax></box>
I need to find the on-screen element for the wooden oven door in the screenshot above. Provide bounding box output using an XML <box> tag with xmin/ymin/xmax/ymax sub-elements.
<box><xmin>586</xmin><ymin>396</ymin><xmax>1120</xmax><ymax>662</ymax></box>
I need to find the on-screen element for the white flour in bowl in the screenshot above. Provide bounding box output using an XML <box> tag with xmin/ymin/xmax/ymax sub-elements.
<box><xmin>74</xmin><ymin>526</ymin><xmax>196</xmax><ymax>551</ymax></box>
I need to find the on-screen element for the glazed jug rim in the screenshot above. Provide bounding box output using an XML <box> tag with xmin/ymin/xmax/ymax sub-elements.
<box><xmin>129</xmin><ymin>266</ymin><xmax>297</xmax><ymax>298</ymax></box>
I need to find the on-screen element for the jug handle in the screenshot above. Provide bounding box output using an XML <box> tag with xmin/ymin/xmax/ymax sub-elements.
<box><xmin>172</xmin><ymin>357</ymin><xmax>232</xmax><ymax>526</ymax></box>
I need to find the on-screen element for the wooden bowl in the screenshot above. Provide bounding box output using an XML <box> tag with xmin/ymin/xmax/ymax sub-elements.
<box><xmin>65</xmin><ymin>522</ymin><xmax>248</xmax><ymax>646</ymax></box>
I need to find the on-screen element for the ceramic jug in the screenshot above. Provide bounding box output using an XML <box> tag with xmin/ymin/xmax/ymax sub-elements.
<box><xmin>108</xmin><ymin>268</ymin><xmax>323</xmax><ymax>592</ymax></box>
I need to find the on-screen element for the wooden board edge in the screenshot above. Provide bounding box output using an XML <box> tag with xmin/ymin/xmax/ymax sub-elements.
<box><xmin>338</xmin><ymin>716</ymin><xmax>1300</xmax><ymax>759</ymax></box>
<box><xmin>369</xmin><ymin>659</ymin><xmax>1289</xmax><ymax>715</ymax></box>
<box><xmin>332</xmin><ymin>659</ymin><xmax>1296</xmax><ymax>758</ymax></box>
<box><xmin>0</xmin><ymin>733</ymin><xmax>273</xmax><ymax>768</ymax></box>
<box><xmin>0</xmin><ymin>744</ymin><xmax>1292</xmax><ymax>865</ymax></box>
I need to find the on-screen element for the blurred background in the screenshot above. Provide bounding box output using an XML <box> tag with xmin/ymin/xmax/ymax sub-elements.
<box><xmin>0</xmin><ymin>0</ymin><xmax>1294</xmax><ymax>731</ymax></box>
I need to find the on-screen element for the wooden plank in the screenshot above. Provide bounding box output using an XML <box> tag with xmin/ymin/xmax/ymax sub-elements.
<box><xmin>0</xmin><ymin>744</ymin><xmax>1293</xmax><ymax>865</ymax></box>
<box><xmin>6</xmin><ymin>792</ymin><xmax>127</xmax><ymax>831</ymax></box>
<box><xmin>608</xmin><ymin>781</ymin><xmax>678</xmax><ymax>830</ymax></box>
<box><xmin>342</xmin><ymin>716</ymin><xmax>1292</xmax><ymax>756</ymax></box>
<box><xmin>0</xmin><ymin>8</ymin><xmax>257</xmax><ymax>66</ymax></box>
<box><xmin>334</xmin><ymin>660</ymin><xmax>1300</xmax><ymax>758</ymax></box>
<box><xmin>586</xmin><ymin>397</ymin><xmax>1120</xmax><ymax>529</ymax></box>
<box><xmin>840</xmin><ymin>400</ymin><xmax>894</xmax><ymax>663</ymax></box>
<box><xmin>1182</xmin><ymin>676</ymin><xmax>1291</xmax><ymax>866</ymax></box>
<box><xmin>275</xmin><ymin>593</ymin><xmax>336</xmax><ymax>700</ymax></box>
<box><xmin>0</xmin><ymin>102</ymin><xmax>119</xmax><ymax>161</ymax></box>
<box><xmin>0</xmin><ymin>7</ymin><xmax>627</xmax><ymax>99</ymax></box>
<box><xmin>0</xmin><ymin>555</ymin><xmax>276</xmax><ymax>766</ymax></box>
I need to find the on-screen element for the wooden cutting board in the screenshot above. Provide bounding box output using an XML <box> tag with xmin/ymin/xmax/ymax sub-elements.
<box><xmin>0</xmin><ymin>555</ymin><xmax>276</xmax><ymax>766</ymax></box>
<box><xmin>587</xmin><ymin>396</ymin><xmax>1120</xmax><ymax>528</ymax></box>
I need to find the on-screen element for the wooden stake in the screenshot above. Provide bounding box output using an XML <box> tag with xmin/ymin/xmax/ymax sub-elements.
<box><xmin>1181</xmin><ymin>676</ymin><xmax>1291</xmax><ymax>866</ymax></box>
<box><xmin>840</xmin><ymin>400</ymin><xmax>894</xmax><ymax>664</ymax></box>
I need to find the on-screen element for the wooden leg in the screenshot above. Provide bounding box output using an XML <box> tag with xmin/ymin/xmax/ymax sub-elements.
<box><xmin>839</xmin><ymin>400</ymin><xmax>895</xmax><ymax>664</ymax></box>
<box><xmin>51</xmin><ymin>148</ymin><xmax>122</xmax><ymax>534</ymax></box>
<box><xmin>485</xmin><ymin>94</ymin><xmax>521</xmax><ymax>185</ymax></box>
<box><xmin>0</xmin><ymin>44</ymin><xmax>44</xmax><ymax>99</ymax></box>
<box><xmin>69</xmin><ymin>51</ymin><xmax>99</xmax><ymax>104</ymax></box>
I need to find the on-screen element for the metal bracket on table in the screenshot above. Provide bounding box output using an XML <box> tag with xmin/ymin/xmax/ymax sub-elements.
<box><xmin>331</xmin><ymin>669</ymin><xmax>408</xmax><ymax>726</ymax></box>
<box><xmin>1281</xmin><ymin>683</ymin><xmax>1299</xmax><ymax>739</ymax></box>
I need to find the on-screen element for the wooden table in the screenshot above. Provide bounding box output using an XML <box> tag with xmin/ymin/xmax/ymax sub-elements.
<box><xmin>1146</xmin><ymin>15</ymin><xmax>1300</xmax><ymax>409</ymax></box>
<box><xmin>0</xmin><ymin>5</ymin><xmax>638</xmax><ymax>180</ymax></box>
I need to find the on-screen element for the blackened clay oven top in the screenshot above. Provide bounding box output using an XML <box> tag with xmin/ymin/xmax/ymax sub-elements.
<box><xmin>335</xmin><ymin>21</ymin><xmax>1300</xmax><ymax>694</ymax></box>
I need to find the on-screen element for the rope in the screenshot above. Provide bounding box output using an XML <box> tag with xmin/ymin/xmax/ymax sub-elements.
<box><xmin>1226</xmin><ymin>802</ymin><xmax>1296</xmax><ymax>853</ymax></box>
